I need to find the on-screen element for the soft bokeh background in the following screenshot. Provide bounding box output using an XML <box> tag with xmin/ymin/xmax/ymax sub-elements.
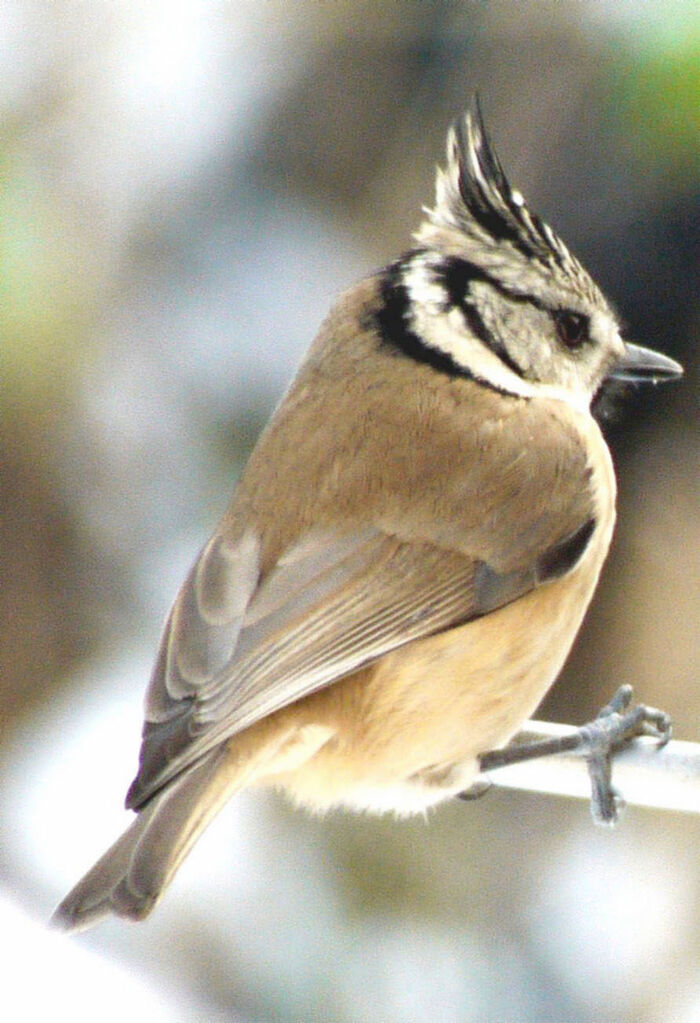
<box><xmin>1</xmin><ymin>2</ymin><xmax>698</xmax><ymax>1021</ymax></box>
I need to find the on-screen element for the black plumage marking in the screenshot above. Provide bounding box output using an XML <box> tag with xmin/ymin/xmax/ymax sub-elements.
<box><xmin>373</xmin><ymin>259</ymin><xmax>520</xmax><ymax>399</ymax></box>
<box><xmin>436</xmin><ymin>255</ymin><xmax>594</xmax><ymax>367</ymax></box>
<box><xmin>536</xmin><ymin>518</ymin><xmax>596</xmax><ymax>582</ymax></box>
<box><xmin>433</xmin><ymin>254</ymin><xmax>548</xmax><ymax>313</ymax></box>
<box><xmin>374</xmin><ymin>261</ymin><xmax>466</xmax><ymax>380</ymax></box>
<box><xmin>454</xmin><ymin>101</ymin><xmax>566</xmax><ymax>269</ymax></box>
<box><xmin>433</xmin><ymin>254</ymin><xmax>491</xmax><ymax>307</ymax></box>
<box><xmin>433</xmin><ymin>257</ymin><xmax>526</xmax><ymax>378</ymax></box>
<box><xmin>126</xmin><ymin>712</ymin><xmax>191</xmax><ymax>810</ymax></box>
<box><xmin>473</xmin><ymin>518</ymin><xmax>596</xmax><ymax>615</ymax></box>
<box><xmin>462</xmin><ymin>302</ymin><xmax>525</xmax><ymax>378</ymax></box>
<box><xmin>455</xmin><ymin>126</ymin><xmax>535</xmax><ymax>260</ymax></box>
<box><xmin>459</xmin><ymin>178</ymin><xmax>538</xmax><ymax>263</ymax></box>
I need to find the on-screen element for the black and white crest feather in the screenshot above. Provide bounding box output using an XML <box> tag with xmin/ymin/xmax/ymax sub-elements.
<box><xmin>416</xmin><ymin>99</ymin><xmax>600</xmax><ymax>305</ymax></box>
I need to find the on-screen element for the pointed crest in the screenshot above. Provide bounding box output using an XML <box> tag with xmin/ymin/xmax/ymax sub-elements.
<box><xmin>422</xmin><ymin>98</ymin><xmax>583</xmax><ymax>278</ymax></box>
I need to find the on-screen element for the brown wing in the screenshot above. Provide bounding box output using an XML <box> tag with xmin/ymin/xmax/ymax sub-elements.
<box><xmin>128</xmin><ymin>529</ymin><xmax>473</xmax><ymax>806</ymax></box>
<box><xmin>127</xmin><ymin>511</ymin><xmax>594</xmax><ymax>809</ymax></box>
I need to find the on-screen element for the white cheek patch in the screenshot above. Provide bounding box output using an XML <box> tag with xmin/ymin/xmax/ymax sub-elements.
<box><xmin>402</xmin><ymin>256</ymin><xmax>536</xmax><ymax>399</ymax></box>
<box><xmin>401</xmin><ymin>255</ymin><xmax>592</xmax><ymax>413</ymax></box>
<box><xmin>416</xmin><ymin>303</ymin><xmax>538</xmax><ymax>399</ymax></box>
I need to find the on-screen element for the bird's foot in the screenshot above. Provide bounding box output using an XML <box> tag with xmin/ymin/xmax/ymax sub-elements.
<box><xmin>466</xmin><ymin>685</ymin><xmax>671</xmax><ymax>825</ymax></box>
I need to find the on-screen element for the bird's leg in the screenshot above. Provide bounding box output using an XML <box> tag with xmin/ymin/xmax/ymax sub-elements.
<box><xmin>470</xmin><ymin>685</ymin><xmax>672</xmax><ymax>824</ymax></box>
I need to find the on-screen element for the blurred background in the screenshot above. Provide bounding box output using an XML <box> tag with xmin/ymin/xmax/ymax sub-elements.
<box><xmin>1</xmin><ymin>2</ymin><xmax>697</xmax><ymax>1020</ymax></box>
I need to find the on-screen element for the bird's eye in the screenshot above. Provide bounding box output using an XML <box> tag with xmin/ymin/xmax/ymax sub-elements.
<box><xmin>554</xmin><ymin>310</ymin><xmax>589</xmax><ymax>349</ymax></box>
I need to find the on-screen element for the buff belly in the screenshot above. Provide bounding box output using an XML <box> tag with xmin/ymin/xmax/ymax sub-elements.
<box><xmin>260</xmin><ymin>523</ymin><xmax>610</xmax><ymax>816</ymax></box>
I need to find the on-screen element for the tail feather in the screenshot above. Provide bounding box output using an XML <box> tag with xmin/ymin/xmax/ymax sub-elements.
<box><xmin>51</xmin><ymin>722</ymin><xmax>332</xmax><ymax>932</ymax></box>
<box><xmin>51</xmin><ymin>746</ymin><xmax>243</xmax><ymax>932</ymax></box>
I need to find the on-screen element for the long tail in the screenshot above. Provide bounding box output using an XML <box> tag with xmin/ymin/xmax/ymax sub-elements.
<box><xmin>51</xmin><ymin>746</ymin><xmax>246</xmax><ymax>932</ymax></box>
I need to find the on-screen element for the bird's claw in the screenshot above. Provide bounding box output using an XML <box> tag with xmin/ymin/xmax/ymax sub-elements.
<box><xmin>581</xmin><ymin>685</ymin><xmax>672</xmax><ymax>825</ymax></box>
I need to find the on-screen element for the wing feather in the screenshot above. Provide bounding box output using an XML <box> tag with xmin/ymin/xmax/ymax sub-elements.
<box><xmin>127</xmin><ymin>529</ymin><xmax>509</xmax><ymax>807</ymax></box>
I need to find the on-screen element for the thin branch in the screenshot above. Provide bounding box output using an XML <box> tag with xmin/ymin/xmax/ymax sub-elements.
<box><xmin>485</xmin><ymin>720</ymin><xmax>700</xmax><ymax>815</ymax></box>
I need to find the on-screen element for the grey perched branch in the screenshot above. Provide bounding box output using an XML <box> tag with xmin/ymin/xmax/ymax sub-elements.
<box><xmin>486</xmin><ymin>720</ymin><xmax>700</xmax><ymax>816</ymax></box>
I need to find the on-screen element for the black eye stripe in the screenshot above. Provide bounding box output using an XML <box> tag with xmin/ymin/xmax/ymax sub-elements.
<box><xmin>431</xmin><ymin>255</ymin><xmax>549</xmax><ymax>312</ymax></box>
<box><xmin>554</xmin><ymin>310</ymin><xmax>590</xmax><ymax>348</ymax></box>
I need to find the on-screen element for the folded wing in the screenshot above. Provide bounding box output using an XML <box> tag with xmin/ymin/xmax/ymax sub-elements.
<box><xmin>126</xmin><ymin>522</ymin><xmax>556</xmax><ymax>808</ymax></box>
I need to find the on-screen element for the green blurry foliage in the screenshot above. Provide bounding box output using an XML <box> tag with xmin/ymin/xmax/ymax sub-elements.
<box><xmin>0</xmin><ymin>150</ymin><xmax>100</xmax><ymax>421</ymax></box>
<box><xmin>611</xmin><ymin>30</ymin><xmax>700</xmax><ymax>173</ymax></box>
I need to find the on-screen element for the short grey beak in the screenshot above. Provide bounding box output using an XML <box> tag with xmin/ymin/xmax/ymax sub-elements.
<box><xmin>609</xmin><ymin>342</ymin><xmax>684</xmax><ymax>384</ymax></box>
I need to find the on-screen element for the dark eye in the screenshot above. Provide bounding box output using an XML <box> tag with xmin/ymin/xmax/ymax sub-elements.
<box><xmin>554</xmin><ymin>310</ymin><xmax>589</xmax><ymax>349</ymax></box>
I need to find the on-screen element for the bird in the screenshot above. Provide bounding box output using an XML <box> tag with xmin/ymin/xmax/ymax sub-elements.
<box><xmin>52</xmin><ymin>100</ymin><xmax>682</xmax><ymax>932</ymax></box>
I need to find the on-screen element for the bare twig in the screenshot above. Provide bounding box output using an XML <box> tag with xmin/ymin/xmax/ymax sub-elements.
<box><xmin>485</xmin><ymin>720</ymin><xmax>700</xmax><ymax>815</ymax></box>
